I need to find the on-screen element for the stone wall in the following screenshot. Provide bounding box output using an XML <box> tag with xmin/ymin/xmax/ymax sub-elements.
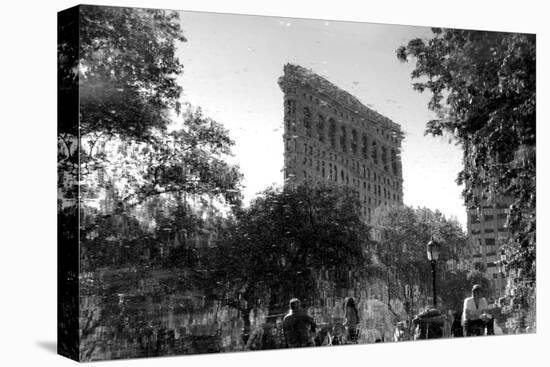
<box><xmin>79</xmin><ymin>266</ymin><xmax>415</xmax><ymax>360</ymax></box>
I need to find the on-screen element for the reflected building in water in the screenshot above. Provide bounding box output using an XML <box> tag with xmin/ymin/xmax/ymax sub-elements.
<box><xmin>278</xmin><ymin>64</ymin><xmax>404</xmax><ymax>226</ymax></box>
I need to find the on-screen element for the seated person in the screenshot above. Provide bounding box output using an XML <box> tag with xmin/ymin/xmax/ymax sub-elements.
<box><xmin>462</xmin><ymin>284</ymin><xmax>494</xmax><ymax>336</ymax></box>
<box><xmin>393</xmin><ymin>321</ymin><xmax>409</xmax><ymax>341</ymax></box>
<box><xmin>283</xmin><ymin>298</ymin><xmax>317</xmax><ymax>348</ymax></box>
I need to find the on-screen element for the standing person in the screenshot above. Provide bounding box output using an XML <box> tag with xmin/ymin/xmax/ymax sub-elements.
<box><xmin>462</xmin><ymin>284</ymin><xmax>494</xmax><ymax>336</ymax></box>
<box><xmin>343</xmin><ymin>297</ymin><xmax>360</xmax><ymax>343</ymax></box>
<box><xmin>451</xmin><ymin>311</ymin><xmax>464</xmax><ymax>337</ymax></box>
<box><xmin>282</xmin><ymin>298</ymin><xmax>317</xmax><ymax>348</ymax></box>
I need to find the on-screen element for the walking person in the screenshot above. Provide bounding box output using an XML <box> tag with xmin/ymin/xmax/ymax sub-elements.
<box><xmin>462</xmin><ymin>284</ymin><xmax>494</xmax><ymax>336</ymax></box>
<box><xmin>282</xmin><ymin>298</ymin><xmax>317</xmax><ymax>348</ymax></box>
<box><xmin>343</xmin><ymin>297</ymin><xmax>360</xmax><ymax>343</ymax></box>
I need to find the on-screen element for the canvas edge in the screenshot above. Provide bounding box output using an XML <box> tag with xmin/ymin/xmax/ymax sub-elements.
<box><xmin>57</xmin><ymin>4</ymin><xmax>81</xmax><ymax>362</ymax></box>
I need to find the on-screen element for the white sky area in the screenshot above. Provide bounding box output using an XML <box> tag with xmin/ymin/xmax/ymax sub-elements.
<box><xmin>175</xmin><ymin>11</ymin><xmax>467</xmax><ymax>229</ymax></box>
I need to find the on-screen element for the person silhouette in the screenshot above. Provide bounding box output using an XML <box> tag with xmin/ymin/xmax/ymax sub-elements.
<box><xmin>282</xmin><ymin>298</ymin><xmax>317</xmax><ymax>348</ymax></box>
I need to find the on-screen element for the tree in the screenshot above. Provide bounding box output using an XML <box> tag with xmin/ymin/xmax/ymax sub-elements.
<box><xmin>99</xmin><ymin>106</ymin><xmax>243</xmax><ymax>206</ymax></box>
<box><xmin>58</xmin><ymin>5</ymin><xmax>188</xmax><ymax>194</ymax></box>
<box><xmin>372</xmin><ymin>205</ymin><xmax>468</xmax><ymax>311</ymax></box>
<box><xmin>58</xmin><ymin>5</ymin><xmax>188</xmax><ymax>207</ymax></box>
<box><xmin>58</xmin><ymin>7</ymin><xmax>242</xmax><ymax>208</ymax></box>
<box><xmin>208</xmin><ymin>181</ymin><xmax>373</xmax><ymax>342</ymax></box>
<box><xmin>396</xmin><ymin>29</ymin><xmax>536</xmax><ymax>280</ymax></box>
<box><xmin>59</xmin><ymin>5</ymin><xmax>186</xmax><ymax>140</ymax></box>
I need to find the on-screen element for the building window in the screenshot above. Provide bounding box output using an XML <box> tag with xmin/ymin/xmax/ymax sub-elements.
<box><xmin>351</xmin><ymin>129</ymin><xmax>358</xmax><ymax>154</ymax></box>
<box><xmin>318</xmin><ymin>115</ymin><xmax>325</xmax><ymax>143</ymax></box>
<box><xmin>340</xmin><ymin>125</ymin><xmax>347</xmax><ymax>152</ymax></box>
<box><xmin>304</xmin><ymin>107</ymin><xmax>312</xmax><ymax>137</ymax></box>
<box><xmin>391</xmin><ymin>149</ymin><xmax>398</xmax><ymax>175</ymax></box>
<box><xmin>382</xmin><ymin>146</ymin><xmax>388</xmax><ymax>171</ymax></box>
<box><xmin>286</xmin><ymin>99</ymin><xmax>296</xmax><ymax>115</ymax></box>
<box><xmin>371</xmin><ymin>140</ymin><xmax>378</xmax><ymax>164</ymax></box>
<box><xmin>362</xmin><ymin>135</ymin><xmax>368</xmax><ymax>159</ymax></box>
<box><xmin>329</xmin><ymin>119</ymin><xmax>336</xmax><ymax>149</ymax></box>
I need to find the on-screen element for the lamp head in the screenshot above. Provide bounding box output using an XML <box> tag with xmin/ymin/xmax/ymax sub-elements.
<box><xmin>426</xmin><ymin>239</ymin><xmax>441</xmax><ymax>261</ymax></box>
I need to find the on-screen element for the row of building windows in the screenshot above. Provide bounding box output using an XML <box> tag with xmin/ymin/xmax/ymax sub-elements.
<box><xmin>285</xmin><ymin>157</ymin><xmax>401</xmax><ymax>204</ymax></box>
<box><xmin>471</xmin><ymin>227</ymin><xmax>508</xmax><ymax>235</ymax></box>
<box><xmin>293</xmin><ymin>159</ymin><xmax>400</xmax><ymax>202</ymax></box>
<box><xmin>470</xmin><ymin>212</ymin><xmax>509</xmax><ymax>224</ymax></box>
<box><xmin>289</xmin><ymin>140</ymin><xmax>402</xmax><ymax>192</ymax></box>
<box><xmin>285</xmin><ymin>95</ymin><xmax>400</xmax><ymax>145</ymax></box>
<box><xmin>285</xmin><ymin>104</ymin><xmax>400</xmax><ymax>175</ymax></box>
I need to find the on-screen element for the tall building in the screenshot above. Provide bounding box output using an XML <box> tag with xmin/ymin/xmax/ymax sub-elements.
<box><xmin>278</xmin><ymin>64</ymin><xmax>403</xmax><ymax>224</ymax></box>
<box><xmin>466</xmin><ymin>196</ymin><xmax>513</xmax><ymax>297</ymax></box>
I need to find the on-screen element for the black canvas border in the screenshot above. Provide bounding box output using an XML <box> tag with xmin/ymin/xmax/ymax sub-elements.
<box><xmin>57</xmin><ymin>5</ymin><xmax>81</xmax><ymax>362</ymax></box>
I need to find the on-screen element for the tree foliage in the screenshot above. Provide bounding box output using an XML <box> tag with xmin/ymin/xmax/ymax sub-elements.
<box><xmin>397</xmin><ymin>29</ymin><xmax>536</xmax><ymax>279</ymax></box>
<box><xmin>59</xmin><ymin>5</ymin><xmax>186</xmax><ymax>139</ymax></box>
<box><xmin>99</xmin><ymin>106</ymin><xmax>243</xmax><ymax>206</ymax></box>
<box><xmin>439</xmin><ymin>270</ymin><xmax>490</xmax><ymax>314</ymax></box>
<box><xmin>374</xmin><ymin>206</ymin><xmax>467</xmax><ymax>276</ymax></box>
<box><xmin>58</xmin><ymin>7</ymin><xmax>242</xmax><ymax>208</ymax></box>
<box><xmin>209</xmin><ymin>181</ymin><xmax>373</xmax><ymax>316</ymax></box>
<box><xmin>372</xmin><ymin>205</ymin><xmax>468</xmax><ymax>309</ymax></box>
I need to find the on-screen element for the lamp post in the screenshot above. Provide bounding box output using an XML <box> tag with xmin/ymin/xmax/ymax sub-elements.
<box><xmin>496</xmin><ymin>253</ymin><xmax>508</xmax><ymax>297</ymax></box>
<box><xmin>426</xmin><ymin>239</ymin><xmax>441</xmax><ymax>308</ymax></box>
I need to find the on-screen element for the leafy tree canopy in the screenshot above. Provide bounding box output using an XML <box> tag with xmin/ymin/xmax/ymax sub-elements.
<box><xmin>59</xmin><ymin>5</ymin><xmax>186</xmax><ymax>139</ymax></box>
<box><xmin>397</xmin><ymin>29</ymin><xmax>535</xmax><ymax>279</ymax></box>
<box><xmin>100</xmin><ymin>106</ymin><xmax>243</xmax><ymax>206</ymax></box>
<box><xmin>209</xmin><ymin>181</ymin><xmax>373</xmax><ymax>314</ymax></box>
<box><xmin>372</xmin><ymin>205</ymin><xmax>467</xmax><ymax>290</ymax></box>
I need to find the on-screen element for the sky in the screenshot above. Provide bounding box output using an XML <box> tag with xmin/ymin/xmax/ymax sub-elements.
<box><xmin>175</xmin><ymin>11</ymin><xmax>467</xmax><ymax>229</ymax></box>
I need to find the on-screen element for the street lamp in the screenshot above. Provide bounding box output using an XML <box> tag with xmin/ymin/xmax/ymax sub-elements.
<box><xmin>426</xmin><ymin>239</ymin><xmax>441</xmax><ymax>308</ymax></box>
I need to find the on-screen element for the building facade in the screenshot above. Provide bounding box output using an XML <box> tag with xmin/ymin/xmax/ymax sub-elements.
<box><xmin>278</xmin><ymin>64</ymin><xmax>403</xmax><ymax>224</ymax></box>
<box><xmin>466</xmin><ymin>196</ymin><xmax>513</xmax><ymax>297</ymax></box>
